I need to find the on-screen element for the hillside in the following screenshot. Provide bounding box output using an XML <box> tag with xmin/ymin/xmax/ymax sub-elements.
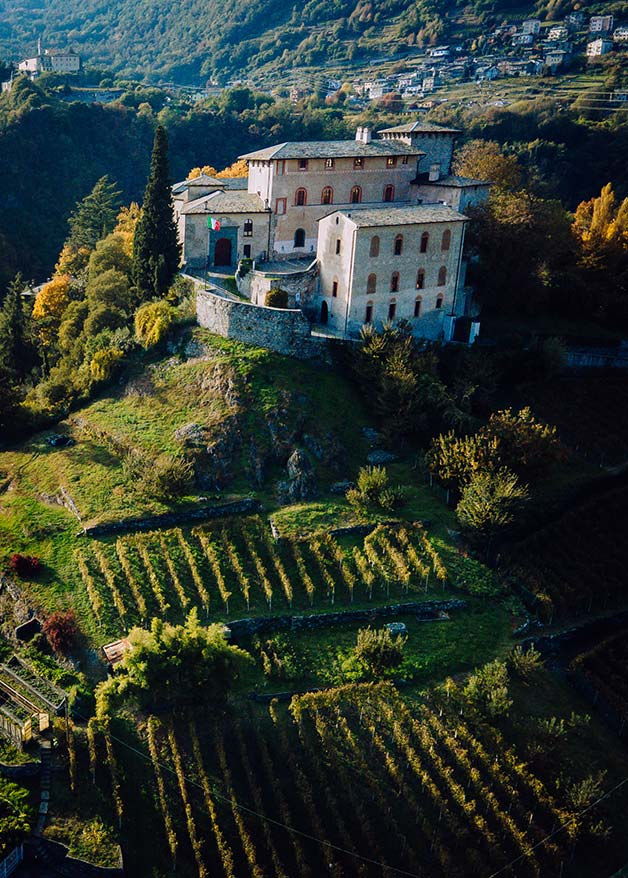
<box><xmin>0</xmin><ymin>0</ymin><xmax>601</xmax><ymax>83</ymax></box>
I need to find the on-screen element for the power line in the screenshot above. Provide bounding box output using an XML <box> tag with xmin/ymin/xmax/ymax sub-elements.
<box><xmin>485</xmin><ymin>773</ymin><xmax>628</xmax><ymax>878</ymax></box>
<box><xmin>93</xmin><ymin>715</ymin><xmax>425</xmax><ymax>878</ymax></box>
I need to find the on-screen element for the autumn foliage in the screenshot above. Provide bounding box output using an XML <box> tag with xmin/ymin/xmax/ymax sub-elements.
<box><xmin>43</xmin><ymin>610</ymin><xmax>79</xmax><ymax>654</ymax></box>
<box><xmin>8</xmin><ymin>553</ymin><xmax>41</xmax><ymax>579</ymax></box>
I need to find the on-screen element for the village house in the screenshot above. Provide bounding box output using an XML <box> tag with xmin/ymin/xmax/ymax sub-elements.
<box><xmin>587</xmin><ymin>37</ymin><xmax>614</xmax><ymax>57</ymax></box>
<box><xmin>589</xmin><ymin>14</ymin><xmax>614</xmax><ymax>33</ymax></box>
<box><xmin>613</xmin><ymin>26</ymin><xmax>628</xmax><ymax>41</ymax></box>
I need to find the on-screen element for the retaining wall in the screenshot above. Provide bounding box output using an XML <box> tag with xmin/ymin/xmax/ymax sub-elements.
<box><xmin>81</xmin><ymin>498</ymin><xmax>260</xmax><ymax>538</ymax></box>
<box><xmin>197</xmin><ymin>287</ymin><xmax>325</xmax><ymax>360</ymax></box>
<box><xmin>226</xmin><ymin>599</ymin><xmax>466</xmax><ymax>642</ymax></box>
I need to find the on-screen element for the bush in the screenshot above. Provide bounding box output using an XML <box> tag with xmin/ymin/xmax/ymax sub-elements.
<box><xmin>43</xmin><ymin>610</ymin><xmax>78</xmax><ymax>654</ymax></box>
<box><xmin>123</xmin><ymin>450</ymin><xmax>194</xmax><ymax>499</ymax></box>
<box><xmin>89</xmin><ymin>347</ymin><xmax>124</xmax><ymax>382</ymax></box>
<box><xmin>8</xmin><ymin>554</ymin><xmax>41</xmax><ymax>579</ymax></box>
<box><xmin>510</xmin><ymin>644</ymin><xmax>544</xmax><ymax>680</ymax></box>
<box><xmin>346</xmin><ymin>465</ymin><xmax>405</xmax><ymax>513</ymax></box>
<box><xmin>265</xmin><ymin>287</ymin><xmax>289</xmax><ymax>308</ymax></box>
<box><xmin>464</xmin><ymin>659</ymin><xmax>512</xmax><ymax>719</ymax></box>
<box><xmin>134</xmin><ymin>299</ymin><xmax>175</xmax><ymax>348</ymax></box>
<box><xmin>353</xmin><ymin>626</ymin><xmax>406</xmax><ymax>679</ymax></box>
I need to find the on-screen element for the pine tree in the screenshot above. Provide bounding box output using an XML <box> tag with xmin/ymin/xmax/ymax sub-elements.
<box><xmin>132</xmin><ymin>126</ymin><xmax>181</xmax><ymax>301</ymax></box>
<box><xmin>67</xmin><ymin>176</ymin><xmax>122</xmax><ymax>251</ymax></box>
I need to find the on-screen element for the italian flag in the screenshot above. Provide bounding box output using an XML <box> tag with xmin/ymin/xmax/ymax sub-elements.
<box><xmin>208</xmin><ymin>216</ymin><xmax>221</xmax><ymax>231</ymax></box>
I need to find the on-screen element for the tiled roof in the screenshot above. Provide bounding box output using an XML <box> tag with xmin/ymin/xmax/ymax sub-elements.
<box><xmin>240</xmin><ymin>140</ymin><xmax>421</xmax><ymax>161</ymax></box>
<box><xmin>173</xmin><ymin>174</ymin><xmax>249</xmax><ymax>195</ymax></box>
<box><xmin>331</xmin><ymin>204</ymin><xmax>467</xmax><ymax>228</ymax></box>
<box><xmin>181</xmin><ymin>189</ymin><xmax>267</xmax><ymax>215</ymax></box>
<box><xmin>379</xmin><ymin>121</ymin><xmax>461</xmax><ymax>135</ymax></box>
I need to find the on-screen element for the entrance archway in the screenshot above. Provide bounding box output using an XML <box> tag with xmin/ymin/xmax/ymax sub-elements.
<box><xmin>320</xmin><ymin>301</ymin><xmax>328</xmax><ymax>324</ymax></box>
<box><xmin>214</xmin><ymin>237</ymin><xmax>232</xmax><ymax>266</ymax></box>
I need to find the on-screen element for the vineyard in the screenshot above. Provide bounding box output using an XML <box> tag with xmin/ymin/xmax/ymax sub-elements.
<box><xmin>74</xmin><ymin>518</ymin><xmax>453</xmax><ymax>636</ymax></box>
<box><xmin>504</xmin><ymin>480</ymin><xmax>628</xmax><ymax>620</ymax></box>
<box><xmin>78</xmin><ymin>683</ymin><xmax>583</xmax><ymax>878</ymax></box>
<box><xmin>571</xmin><ymin>630</ymin><xmax>628</xmax><ymax>730</ymax></box>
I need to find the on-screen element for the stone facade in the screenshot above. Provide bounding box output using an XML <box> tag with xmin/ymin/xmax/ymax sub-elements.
<box><xmin>317</xmin><ymin>205</ymin><xmax>467</xmax><ymax>339</ymax></box>
<box><xmin>197</xmin><ymin>287</ymin><xmax>324</xmax><ymax>360</ymax></box>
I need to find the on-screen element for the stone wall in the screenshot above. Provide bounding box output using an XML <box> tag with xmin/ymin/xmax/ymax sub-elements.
<box><xmin>226</xmin><ymin>599</ymin><xmax>466</xmax><ymax>642</ymax></box>
<box><xmin>81</xmin><ymin>498</ymin><xmax>260</xmax><ymax>538</ymax></box>
<box><xmin>197</xmin><ymin>287</ymin><xmax>326</xmax><ymax>360</ymax></box>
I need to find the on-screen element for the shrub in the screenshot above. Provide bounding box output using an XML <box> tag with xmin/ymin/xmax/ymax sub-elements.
<box><xmin>353</xmin><ymin>626</ymin><xmax>406</xmax><ymax>679</ymax></box>
<box><xmin>510</xmin><ymin>644</ymin><xmax>544</xmax><ymax>680</ymax></box>
<box><xmin>90</xmin><ymin>347</ymin><xmax>124</xmax><ymax>382</ymax></box>
<box><xmin>8</xmin><ymin>554</ymin><xmax>41</xmax><ymax>579</ymax></box>
<box><xmin>464</xmin><ymin>659</ymin><xmax>512</xmax><ymax>718</ymax></box>
<box><xmin>134</xmin><ymin>299</ymin><xmax>174</xmax><ymax>348</ymax></box>
<box><xmin>346</xmin><ymin>465</ymin><xmax>405</xmax><ymax>513</ymax></box>
<box><xmin>43</xmin><ymin>610</ymin><xmax>78</xmax><ymax>654</ymax></box>
<box><xmin>265</xmin><ymin>287</ymin><xmax>289</xmax><ymax>308</ymax></box>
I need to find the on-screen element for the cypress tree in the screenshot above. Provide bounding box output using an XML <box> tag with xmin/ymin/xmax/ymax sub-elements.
<box><xmin>132</xmin><ymin>126</ymin><xmax>181</xmax><ymax>301</ymax></box>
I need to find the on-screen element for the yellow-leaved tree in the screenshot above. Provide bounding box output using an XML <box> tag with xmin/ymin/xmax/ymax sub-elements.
<box><xmin>188</xmin><ymin>165</ymin><xmax>218</xmax><ymax>179</ymax></box>
<box><xmin>32</xmin><ymin>274</ymin><xmax>72</xmax><ymax>349</ymax></box>
<box><xmin>216</xmin><ymin>159</ymin><xmax>248</xmax><ymax>179</ymax></box>
<box><xmin>134</xmin><ymin>300</ymin><xmax>174</xmax><ymax>348</ymax></box>
<box><xmin>113</xmin><ymin>203</ymin><xmax>141</xmax><ymax>258</ymax></box>
<box><xmin>573</xmin><ymin>183</ymin><xmax>628</xmax><ymax>270</ymax></box>
<box><xmin>54</xmin><ymin>243</ymin><xmax>91</xmax><ymax>277</ymax></box>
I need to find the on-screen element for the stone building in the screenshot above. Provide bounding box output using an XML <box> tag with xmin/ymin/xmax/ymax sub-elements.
<box><xmin>316</xmin><ymin>204</ymin><xmax>468</xmax><ymax>340</ymax></box>
<box><xmin>173</xmin><ymin>174</ymin><xmax>271</xmax><ymax>270</ymax></box>
<box><xmin>18</xmin><ymin>42</ymin><xmax>81</xmax><ymax>77</ymax></box>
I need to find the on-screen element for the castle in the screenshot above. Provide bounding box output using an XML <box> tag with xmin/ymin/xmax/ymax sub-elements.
<box><xmin>175</xmin><ymin>122</ymin><xmax>489</xmax><ymax>345</ymax></box>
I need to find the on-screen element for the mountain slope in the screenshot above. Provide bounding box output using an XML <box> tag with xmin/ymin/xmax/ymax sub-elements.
<box><xmin>0</xmin><ymin>0</ymin><xmax>545</xmax><ymax>84</ymax></box>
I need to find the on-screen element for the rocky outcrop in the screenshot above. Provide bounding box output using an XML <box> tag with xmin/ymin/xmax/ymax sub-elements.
<box><xmin>80</xmin><ymin>499</ymin><xmax>261</xmax><ymax>538</ymax></box>
<box><xmin>276</xmin><ymin>448</ymin><xmax>317</xmax><ymax>504</ymax></box>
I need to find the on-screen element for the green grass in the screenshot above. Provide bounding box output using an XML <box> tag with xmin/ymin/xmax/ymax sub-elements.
<box><xmin>250</xmin><ymin>597</ymin><xmax>515</xmax><ymax>692</ymax></box>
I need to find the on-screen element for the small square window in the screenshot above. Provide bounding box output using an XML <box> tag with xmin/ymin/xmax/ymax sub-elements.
<box><xmin>386</xmin><ymin>157</ymin><xmax>397</xmax><ymax>168</ymax></box>
<box><xmin>325</xmin><ymin>158</ymin><xmax>335</xmax><ymax>169</ymax></box>
<box><xmin>402</xmin><ymin>156</ymin><xmax>409</xmax><ymax>165</ymax></box>
<box><xmin>353</xmin><ymin>157</ymin><xmax>364</xmax><ymax>169</ymax></box>
<box><xmin>298</xmin><ymin>158</ymin><xmax>308</xmax><ymax>170</ymax></box>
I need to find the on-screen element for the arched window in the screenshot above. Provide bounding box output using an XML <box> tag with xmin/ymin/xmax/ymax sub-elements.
<box><xmin>416</xmin><ymin>269</ymin><xmax>425</xmax><ymax>290</ymax></box>
<box><xmin>390</xmin><ymin>271</ymin><xmax>400</xmax><ymax>293</ymax></box>
<box><xmin>414</xmin><ymin>297</ymin><xmax>422</xmax><ymax>318</ymax></box>
<box><xmin>321</xmin><ymin>186</ymin><xmax>333</xmax><ymax>205</ymax></box>
<box><xmin>295</xmin><ymin>188</ymin><xmax>307</xmax><ymax>206</ymax></box>
<box><xmin>388</xmin><ymin>299</ymin><xmax>397</xmax><ymax>321</ymax></box>
<box><xmin>441</xmin><ymin>229</ymin><xmax>451</xmax><ymax>251</ymax></box>
<box><xmin>394</xmin><ymin>234</ymin><xmax>403</xmax><ymax>256</ymax></box>
<box><xmin>369</xmin><ymin>235</ymin><xmax>380</xmax><ymax>257</ymax></box>
<box><xmin>365</xmin><ymin>302</ymin><xmax>373</xmax><ymax>324</ymax></box>
<box><xmin>435</xmin><ymin>294</ymin><xmax>444</xmax><ymax>309</ymax></box>
<box><xmin>367</xmin><ymin>273</ymin><xmax>377</xmax><ymax>295</ymax></box>
<box><xmin>420</xmin><ymin>232</ymin><xmax>429</xmax><ymax>254</ymax></box>
<box><xmin>294</xmin><ymin>228</ymin><xmax>306</xmax><ymax>248</ymax></box>
<box><xmin>243</xmin><ymin>219</ymin><xmax>253</xmax><ymax>237</ymax></box>
<box><xmin>438</xmin><ymin>266</ymin><xmax>447</xmax><ymax>286</ymax></box>
<box><xmin>383</xmin><ymin>184</ymin><xmax>395</xmax><ymax>203</ymax></box>
<box><xmin>350</xmin><ymin>186</ymin><xmax>362</xmax><ymax>204</ymax></box>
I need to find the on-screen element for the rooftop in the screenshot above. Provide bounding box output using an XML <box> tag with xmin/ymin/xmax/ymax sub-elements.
<box><xmin>181</xmin><ymin>189</ymin><xmax>267</xmax><ymax>215</ymax></box>
<box><xmin>379</xmin><ymin>121</ymin><xmax>461</xmax><ymax>135</ymax></box>
<box><xmin>331</xmin><ymin>204</ymin><xmax>468</xmax><ymax>228</ymax></box>
<box><xmin>240</xmin><ymin>140</ymin><xmax>421</xmax><ymax>161</ymax></box>
<box><xmin>173</xmin><ymin>174</ymin><xmax>248</xmax><ymax>196</ymax></box>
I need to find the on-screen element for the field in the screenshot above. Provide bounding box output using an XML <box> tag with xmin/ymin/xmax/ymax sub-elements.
<box><xmin>504</xmin><ymin>477</ymin><xmax>628</xmax><ymax>620</ymax></box>
<box><xmin>71</xmin><ymin>517</ymin><xmax>489</xmax><ymax>640</ymax></box>
<box><xmin>63</xmin><ymin>675</ymin><xmax>628</xmax><ymax>878</ymax></box>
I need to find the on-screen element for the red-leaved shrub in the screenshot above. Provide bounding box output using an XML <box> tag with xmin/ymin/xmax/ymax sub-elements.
<box><xmin>43</xmin><ymin>610</ymin><xmax>78</xmax><ymax>654</ymax></box>
<box><xmin>8</xmin><ymin>554</ymin><xmax>41</xmax><ymax>579</ymax></box>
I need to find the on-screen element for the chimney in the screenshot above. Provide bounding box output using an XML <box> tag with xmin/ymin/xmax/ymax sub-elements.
<box><xmin>355</xmin><ymin>126</ymin><xmax>372</xmax><ymax>143</ymax></box>
<box><xmin>355</xmin><ymin>126</ymin><xmax>363</xmax><ymax>142</ymax></box>
<box><xmin>429</xmin><ymin>162</ymin><xmax>441</xmax><ymax>182</ymax></box>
